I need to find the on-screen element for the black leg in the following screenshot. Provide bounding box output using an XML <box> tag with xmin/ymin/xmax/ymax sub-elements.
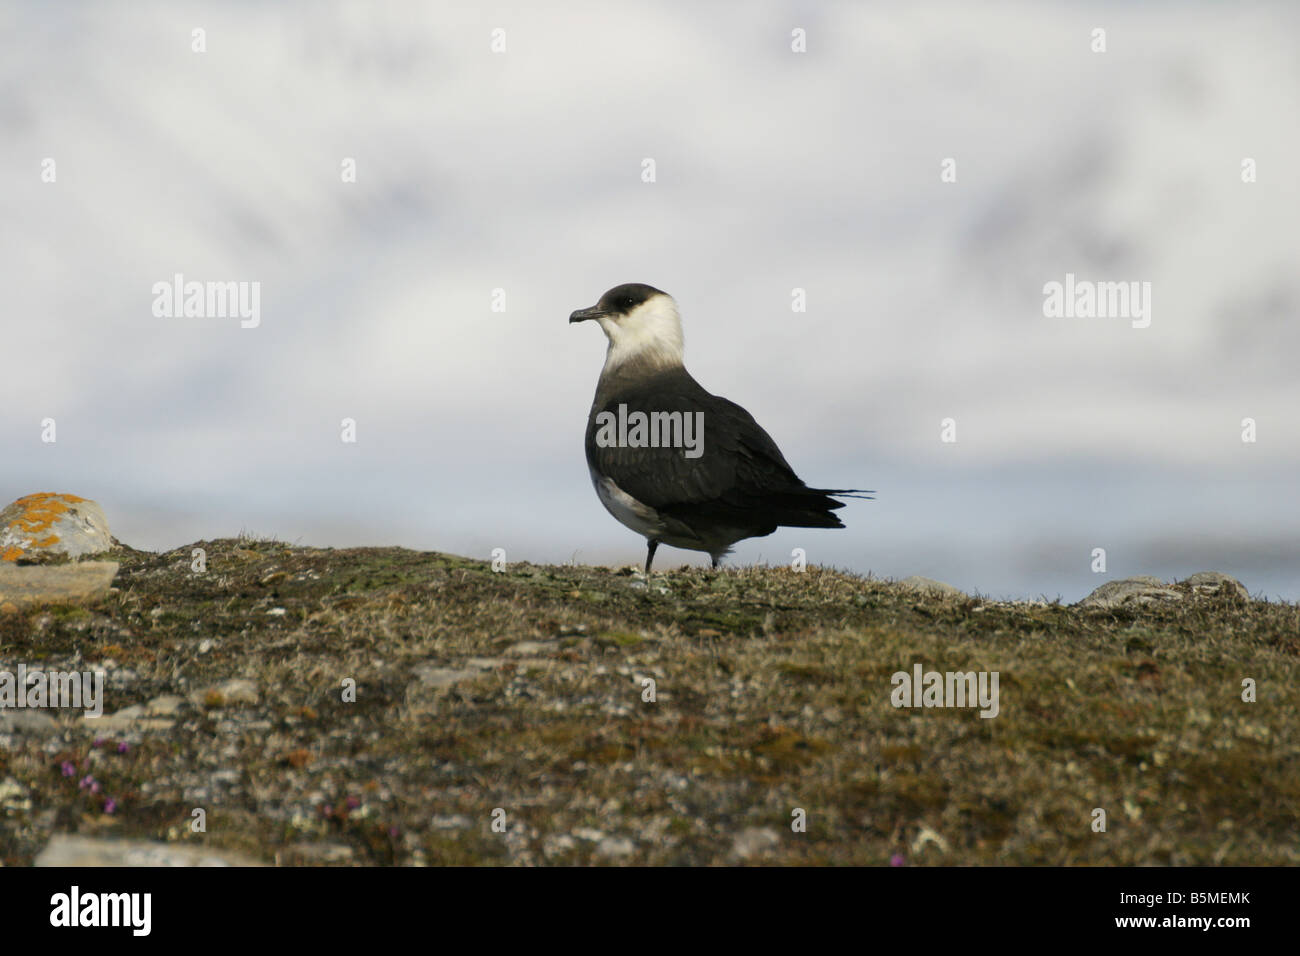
<box><xmin>710</xmin><ymin>554</ymin><xmax>720</xmax><ymax>570</ymax></box>
<box><xmin>645</xmin><ymin>540</ymin><xmax>660</xmax><ymax>576</ymax></box>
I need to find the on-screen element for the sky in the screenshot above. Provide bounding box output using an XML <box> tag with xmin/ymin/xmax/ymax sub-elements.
<box><xmin>3</xmin><ymin>1</ymin><xmax>1297</xmax><ymax>603</ymax></box>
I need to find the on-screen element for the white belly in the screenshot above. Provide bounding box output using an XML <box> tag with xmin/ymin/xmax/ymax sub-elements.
<box><xmin>589</xmin><ymin>468</ymin><xmax>667</xmax><ymax>540</ymax></box>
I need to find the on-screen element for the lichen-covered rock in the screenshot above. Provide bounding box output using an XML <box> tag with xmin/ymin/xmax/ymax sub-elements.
<box><xmin>1078</xmin><ymin>576</ymin><xmax>1182</xmax><ymax>609</ymax></box>
<box><xmin>0</xmin><ymin>493</ymin><xmax>113</xmax><ymax>563</ymax></box>
<box><xmin>1180</xmin><ymin>571</ymin><xmax>1249</xmax><ymax>600</ymax></box>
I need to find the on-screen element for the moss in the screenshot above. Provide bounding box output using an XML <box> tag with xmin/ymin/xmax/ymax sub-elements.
<box><xmin>0</xmin><ymin>539</ymin><xmax>1295</xmax><ymax>866</ymax></box>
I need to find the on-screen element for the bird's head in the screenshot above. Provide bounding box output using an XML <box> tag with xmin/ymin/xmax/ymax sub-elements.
<box><xmin>570</xmin><ymin>283</ymin><xmax>684</xmax><ymax>372</ymax></box>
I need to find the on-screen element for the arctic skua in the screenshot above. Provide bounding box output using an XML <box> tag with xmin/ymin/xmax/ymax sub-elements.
<box><xmin>570</xmin><ymin>282</ymin><xmax>871</xmax><ymax>574</ymax></box>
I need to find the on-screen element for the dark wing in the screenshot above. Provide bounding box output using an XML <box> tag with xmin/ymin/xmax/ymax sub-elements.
<box><xmin>586</xmin><ymin>371</ymin><xmax>868</xmax><ymax>530</ymax></box>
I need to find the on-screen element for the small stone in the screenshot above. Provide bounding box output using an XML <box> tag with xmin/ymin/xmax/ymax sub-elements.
<box><xmin>0</xmin><ymin>561</ymin><xmax>119</xmax><ymax>609</ymax></box>
<box><xmin>91</xmin><ymin>710</ymin><xmax>174</xmax><ymax>731</ymax></box>
<box><xmin>0</xmin><ymin>711</ymin><xmax>58</xmax><ymax>736</ymax></box>
<box><xmin>0</xmin><ymin>776</ymin><xmax>31</xmax><ymax>808</ymax></box>
<box><xmin>730</xmin><ymin>826</ymin><xmax>781</xmax><ymax>861</ymax></box>
<box><xmin>34</xmin><ymin>834</ymin><xmax>262</xmax><ymax>867</ymax></box>
<box><xmin>283</xmin><ymin>843</ymin><xmax>354</xmax><ymax>864</ymax></box>
<box><xmin>1078</xmin><ymin>577</ymin><xmax>1183</xmax><ymax>610</ymax></box>
<box><xmin>193</xmin><ymin>678</ymin><xmax>260</xmax><ymax>707</ymax></box>
<box><xmin>910</xmin><ymin>824</ymin><xmax>950</xmax><ymax>855</ymax></box>
<box><xmin>596</xmin><ymin>835</ymin><xmax>635</xmax><ymax>859</ymax></box>
<box><xmin>87</xmin><ymin>703</ymin><xmax>164</xmax><ymax>731</ymax></box>
<box><xmin>505</xmin><ymin>641</ymin><xmax>553</xmax><ymax>656</ymax></box>
<box><xmin>898</xmin><ymin>576</ymin><xmax>967</xmax><ymax>599</ymax></box>
<box><xmin>146</xmin><ymin>694</ymin><xmax>186</xmax><ymax>716</ymax></box>
<box><xmin>543</xmin><ymin>834</ymin><xmax>577</xmax><ymax>858</ymax></box>
<box><xmin>429</xmin><ymin>814</ymin><xmax>472</xmax><ymax>830</ymax></box>
<box><xmin>412</xmin><ymin>666</ymin><xmax>480</xmax><ymax>690</ymax></box>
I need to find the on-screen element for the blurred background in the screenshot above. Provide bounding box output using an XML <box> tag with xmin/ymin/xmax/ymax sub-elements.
<box><xmin>3</xmin><ymin>1</ymin><xmax>1296</xmax><ymax>602</ymax></box>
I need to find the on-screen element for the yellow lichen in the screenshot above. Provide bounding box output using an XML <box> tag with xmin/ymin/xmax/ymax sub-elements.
<box><xmin>1</xmin><ymin>493</ymin><xmax>87</xmax><ymax>560</ymax></box>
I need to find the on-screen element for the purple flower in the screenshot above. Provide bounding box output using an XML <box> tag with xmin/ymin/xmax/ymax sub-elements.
<box><xmin>889</xmin><ymin>853</ymin><xmax>905</xmax><ymax>867</ymax></box>
<box><xmin>61</xmin><ymin>761</ymin><xmax>76</xmax><ymax>777</ymax></box>
<box><xmin>117</xmin><ymin>741</ymin><xmax>130</xmax><ymax>754</ymax></box>
<box><xmin>92</xmin><ymin>738</ymin><xmax>105</xmax><ymax>749</ymax></box>
<box><xmin>79</xmin><ymin>775</ymin><xmax>95</xmax><ymax>790</ymax></box>
<box><xmin>104</xmin><ymin>799</ymin><xmax>117</xmax><ymax>814</ymax></box>
<box><xmin>346</xmin><ymin>796</ymin><xmax>360</xmax><ymax>809</ymax></box>
<box><xmin>90</xmin><ymin>781</ymin><xmax>102</xmax><ymax>794</ymax></box>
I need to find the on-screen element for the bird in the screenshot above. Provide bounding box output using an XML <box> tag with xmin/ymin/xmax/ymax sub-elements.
<box><xmin>570</xmin><ymin>282</ymin><xmax>872</xmax><ymax>576</ymax></box>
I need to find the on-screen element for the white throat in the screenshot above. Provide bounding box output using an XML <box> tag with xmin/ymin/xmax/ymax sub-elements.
<box><xmin>597</xmin><ymin>294</ymin><xmax>685</xmax><ymax>374</ymax></box>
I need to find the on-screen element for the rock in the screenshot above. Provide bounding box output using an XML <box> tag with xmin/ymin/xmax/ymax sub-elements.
<box><xmin>0</xmin><ymin>493</ymin><xmax>113</xmax><ymax>563</ymax></box>
<box><xmin>1180</xmin><ymin>572</ymin><xmax>1249</xmax><ymax>600</ymax></box>
<box><xmin>505</xmin><ymin>641</ymin><xmax>553</xmax><ymax>656</ymax></box>
<box><xmin>192</xmin><ymin>678</ymin><xmax>260</xmax><ymax>707</ymax></box>
<box><xmin>730</xmin><ymin>826</ymin><xmax>781</xmax><ymax>861</ymax></box>
<box><xmin>89</xmin><ymin>714</ymin><xmax>175</xmax><ymax>732</ymax></box>
<box><xmin>412</xmin><ymin>665</ymin><xmax>480</xmax><ymax>690</ymax></box>
<box><xmin>0</xmin><ymin>710</ymin><xmax>59</xmax><ymax>737</ymax></box>
<box><xmin>0</xmin><ymin>561</ymin><xmax>119</xmax><ymax>609</ymax></box>
<box><xmin>429</xmin><ymin>814</ymin><xmax>472</xmax><ymax>830</ymax></box>
<box><xmin>146</xmin><ymin>694</ymin><xmax>187</xmax><ymax>716</ymax></box>
<box><xmin>0</xmin><ymin>777</ymin><xmax>31</xmax><ymax>811</ymax></box>
<box><xmin>543</xmin><ymin>834</ymin><xmax>577</xmax><ymax>858</ymax></box>
<box><xmin>33</xmin><ymin>834</ymin><xmax>262</xmax><ymax>867</ymax></box>
<box><xmin>282</xmin><ymin>843</ymin><xmax>354</xmax><ymax>864</ymax></box>
<box><xmin>910</xmin><ymin>824</ymin><xmax>951</xmax><ymax>855</ymax></box>
<box><xmin>898</xmin><ymin>576</ymin><xmax>967</xmax><ymax>599</ymax></box>
<box><xmin>1078</xmin><ymin>576</ymin><xmax>1183</xmax><ymax>610</ymax></box>
<box><xmin>88</xmin><ymin>700</ymin><xmax>178</xmax><ymax>731</ymax></box>
<box><xmin>596</xmin><ymin>835</ymin><xmax>636</xmax><ymax>859</ymax></box>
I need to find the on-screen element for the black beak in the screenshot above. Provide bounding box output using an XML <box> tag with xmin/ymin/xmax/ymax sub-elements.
<box><xmin>569</xmin><ymin>305</ymin><xmax>608</xmax><ymax>324</ymax></box>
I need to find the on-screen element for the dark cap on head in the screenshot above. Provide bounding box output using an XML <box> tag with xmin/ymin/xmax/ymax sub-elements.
<box><xmin>569</xmin><ymin>283</ymin><xmax>666</xmax><ymax>323</ymax></box>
